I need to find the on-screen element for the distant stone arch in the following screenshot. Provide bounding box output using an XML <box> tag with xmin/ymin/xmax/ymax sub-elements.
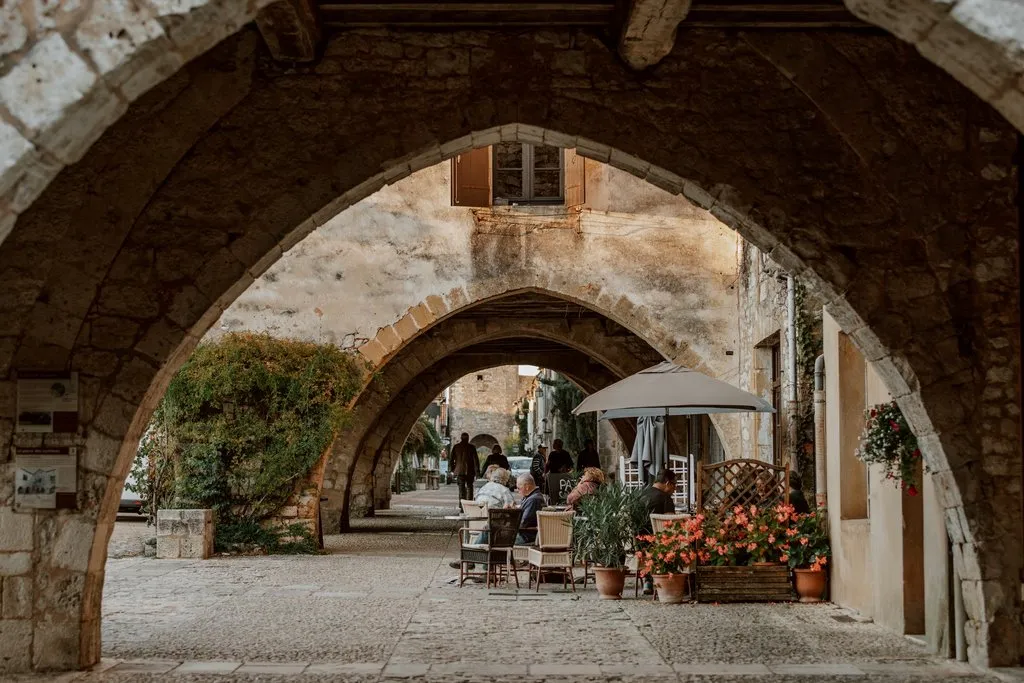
<box><xmin>470</xmin><ymin>434</ymin><xmax>499</xmax><ymax>451</ymax></box>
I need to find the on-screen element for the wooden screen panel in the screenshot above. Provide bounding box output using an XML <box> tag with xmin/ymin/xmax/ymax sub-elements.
<box><xmin>451</xmin><ymin>147</ymin><xmax>491</xmax><ymax>207</ymax></box>
<box><xmin>564</xmin><ymin>147</ymin><xmax>586</xmax><ymax>208</ymax></box>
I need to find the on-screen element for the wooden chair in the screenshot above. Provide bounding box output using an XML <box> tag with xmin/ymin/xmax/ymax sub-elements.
<box><xmin>527</xmin><ymin>511</ymin><xmax>575</xmax><ymax>591</ymax></box>
<box><xmin>459</xmin><ymin>508</ymin><xmax>520</xmax><ymax>588</ymax></box>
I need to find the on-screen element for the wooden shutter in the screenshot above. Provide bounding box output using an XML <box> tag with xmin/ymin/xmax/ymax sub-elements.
<box><xmin>451</xmin><ymin>147</ymin><xmax>491</xmax><ymax>207</ymax></box>
<box><xmin>564</xmin><ymin>147</ymin><xmax>586</xmax><ymax>208</ymax></box>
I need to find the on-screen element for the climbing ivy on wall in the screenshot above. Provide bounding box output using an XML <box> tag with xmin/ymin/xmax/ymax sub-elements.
<box><xmin>793</xmin><ymin>281</ymin><xmax>823</xmax><ymax>495</ymax></box>
<box><xmin>133</xmin><ymin>332</ymin><xmax>364</xmax><ymax>552</ymax></box>
<box><xmin>541</xmin><ymin>374</ymin><xmax>596</xmax><ymax>455</ymax></box>
<box><xmin>395</xmin><ymin>416</ymin><xmax>442</xmax><ymax>493</ymax></box>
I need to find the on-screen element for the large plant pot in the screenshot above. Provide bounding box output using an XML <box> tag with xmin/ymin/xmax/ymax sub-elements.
<box><xmin>593</xmin><ymin>567</ymin><xmax>626</xmax><ymax>600</ymax></box>
<box><xmin>653</xmin><ymin>573</ymin><xmax>688</xmax><ymax>604</ymax></box>
<box><xmin>793</xmin><ymin>568</ymin><xmax>827</xmax><ymax>602</ymax></box>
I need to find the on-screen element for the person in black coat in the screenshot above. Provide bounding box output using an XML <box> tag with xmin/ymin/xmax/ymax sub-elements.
<box><xmin>575</xmin><ymin>439</ymin><xmax>601</xmax><ymax>471</ymax></box>
<box><xmin>482</xmin><ymin>444</ymin><xmax>510</xmax><ymax>472</ymax></box>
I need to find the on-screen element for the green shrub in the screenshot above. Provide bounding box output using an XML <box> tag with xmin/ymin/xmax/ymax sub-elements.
<box><xmin>133</xmin><ymin>332</ymin><xmax>365</xmax><ymax>552</ymax></box>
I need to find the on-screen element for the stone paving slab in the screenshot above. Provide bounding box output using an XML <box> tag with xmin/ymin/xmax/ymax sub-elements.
<box><xmin>12</xmin><ymin>517</ymin><xmax>1002</xmax><ymax>683</ymax></box>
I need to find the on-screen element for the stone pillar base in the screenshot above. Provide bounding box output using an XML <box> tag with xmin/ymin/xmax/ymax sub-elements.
<box><xmin>156</xmin><ymin>509</ymin><xmax>214</xmax><ymax>559</ymax></box>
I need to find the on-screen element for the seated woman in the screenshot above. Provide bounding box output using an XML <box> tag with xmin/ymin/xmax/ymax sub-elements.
<box><xmin>567</xmin><ymin>467</ymin><xmax>606</xmax><ymax>510</ymax></box>
<box><xmin>475</xmin><ymin>466</ymin><xmax>514</xmax><ymax>510</ymax></box>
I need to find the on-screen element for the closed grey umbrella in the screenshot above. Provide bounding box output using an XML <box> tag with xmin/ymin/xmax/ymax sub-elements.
<box><xmin>631</xmin><ymin>415</ymin><xmax>667</xmax><ymax>485</ymax></box>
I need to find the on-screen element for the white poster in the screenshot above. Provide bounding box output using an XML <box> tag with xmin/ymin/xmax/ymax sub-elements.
<box><xmin>16</xmin><ymin>372</ymin><xmax>79</xmax><ymax>433</ymax></box>
<box><xmin>14</xmin><ymin>448</ymin><xmax>77</xmax><ymax>509</ymax></box>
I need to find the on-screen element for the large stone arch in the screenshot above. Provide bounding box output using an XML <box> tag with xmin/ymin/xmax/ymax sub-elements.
<box><xmin>2</xmin><ymin>0</ymin><xmax>1024</xmax><ymax>242</ymax></box>
<box><xmin>469</xmin><ymin>434</ymin><xmax>499</xmax><ymax>451</ymax></box>
<box><xmin>0</xmin><ymin>25</ymin><xmax>1017</xmax><ymax>672</ymax></box>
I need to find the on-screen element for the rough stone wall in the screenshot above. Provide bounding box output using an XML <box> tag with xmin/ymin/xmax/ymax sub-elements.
<box><xmin>0</xmin><ymin>26</ymin><xmax>1018</xmax><ymax>672</ymax></box>
<box><xmin>734</xmin><ymin>242</ymin><xmax>795</xmax><ymax>464</ymax></box>
<box><xmin>3</xmin><ymin>0</ymin><xmax>1024</xmax><ymax>251</ymax></box>
<box><xmin>448</xmin><ymin>365</ymin><xmax>520</xmax><ymax>452</ymax></box>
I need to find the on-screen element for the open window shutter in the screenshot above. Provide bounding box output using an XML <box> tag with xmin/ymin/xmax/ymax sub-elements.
<box><xmin>564</xmin><ymin>147</ymin><xmax>586</xmax><ymax>208</ymax></box>
<box><xmin>451</xmin><ymin>147</ymin><xmax>492</xmax><ymax>207</ymax></box>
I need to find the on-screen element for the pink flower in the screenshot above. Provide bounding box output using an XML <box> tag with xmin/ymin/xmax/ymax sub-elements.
<box><xmin>800</xmin><ymin>537</ymin><xmax>809</xmax><ymax>545</ymax></box>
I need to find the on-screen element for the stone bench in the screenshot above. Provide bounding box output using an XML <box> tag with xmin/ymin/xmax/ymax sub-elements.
<box><xmin>156</xmin><ymin>509</ymin><xmax>214</xmax><ymax>559</ymax></box>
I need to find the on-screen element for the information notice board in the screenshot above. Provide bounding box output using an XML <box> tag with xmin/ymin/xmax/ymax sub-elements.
<box><xmin>14</xmin><ymin>447</ymin><xmax>78</xmax><ymax>509</ymax></box>
<box><xmin>16</xmin><ymin>371</ymin><xmax>79</xmax><ymax>433</ymax></box>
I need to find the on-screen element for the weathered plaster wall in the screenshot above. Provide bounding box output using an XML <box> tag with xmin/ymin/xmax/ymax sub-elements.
<box><xmin>209</xmin><ymin>161</ymin><xmax>740</xmax><ymax>387</ymax></box>
<box><xmin>448</xmin><ymin>365</ymin><xmax>520</xmax><ymax>453</ymax></box>
<box><xmin>824</xmin><ymin>310</ymin><xmax>950</xmax><ymax>653</ymax></box>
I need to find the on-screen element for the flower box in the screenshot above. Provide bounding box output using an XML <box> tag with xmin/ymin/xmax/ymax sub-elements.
<box><xmin>695</xmin><ymin>565</ymin><xmax>793</xmax><ymax>603</ymax></box>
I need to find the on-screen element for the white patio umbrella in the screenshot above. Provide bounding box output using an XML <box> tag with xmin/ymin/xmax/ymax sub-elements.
<box><xmin>572</xmin><ymin>361</ymin><xmax>774</xmax><ymax>420</ymax></box>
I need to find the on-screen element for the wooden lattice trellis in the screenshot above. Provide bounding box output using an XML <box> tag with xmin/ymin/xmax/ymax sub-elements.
<box><xmin>697</xmin><ymin>459</ymin><xmax>789</xmax><ymax>517</ymax></box>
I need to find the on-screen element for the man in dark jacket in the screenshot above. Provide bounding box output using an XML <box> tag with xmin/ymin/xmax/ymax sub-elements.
<box><xmin>788</xmin><ymin>472</ymin><xmax>810</xmax><ymax>514</ymax></box>
<box><xmin>640</xmin><ymin>469</ymin><xmax>677</xmax><ymax>594</ymax></box>
<box><xmin>450</xmin><ymin>432</ymin><xmax>478</xmax><ymax>502</ymax></box>
<box><xmin>515</xmin><ymin>473</ymin><xmax>545</xmax><ymax>545</ymax></box>
<box><xmin>575</xmin><ymin>439</ymin><xmax>601</xmax><ymax>471</ymax></box>
<box><xmin>545</xmin><ymin>439</ymin><xmax>573</xmax><ymax>474</ymax></box>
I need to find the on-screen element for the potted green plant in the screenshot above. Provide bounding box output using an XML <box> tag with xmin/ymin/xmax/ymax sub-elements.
<box><xmin>788</xmin><ymin>508</ymin><xmax>830</xmax><ymax>602</ymax></box>
<box><xmin>856</xmin><ymin>400</ymin><xmax>924</xmax><ymax>495</ymax></box>
<box><xmin>574</xmin><ymin>483</ymin><xmax>645</xmax><ymax>599</ymax></box>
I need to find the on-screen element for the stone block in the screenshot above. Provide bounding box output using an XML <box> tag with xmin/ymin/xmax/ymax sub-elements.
<box><xmin>50</xmin><ymin>516</ymin><xmax>98</xmax><ymax>572</ymax></box>
<box><xmin>157</xmin><ymin>509</ymin><xmax>212</xmax><ymax>559</ymax></box>
<box><xmin>0</xmin><ymin>552</ymin><xmax>31</xmax><ymax>576</ymax></box>
<box><xmin>0</xmin><ymin>618</ymin><xmax>32</xmax><ymax>672</ymax></box>
<box><xmin>32</xmin><ymin>620</ymin><xmax>81</xmax><ymax>670</ymax></box>
<box><xmin>2</xmin><ymin>575</ymin><xmax>31</xmax><ymax>619</ymax></box>
<box><xmin>0</xmin><ymin>508</ymin><xmax>34</xmax><ymax>552</ymax></box>
<box><xmin>0</xmin><ymin>35</ymin><xmax>97</xmax><ymax>136</ymax></box>
<box><xmin>155</xmin><ymin>535</ymin><xmax>180</xmax><ymax>559</ymax></box>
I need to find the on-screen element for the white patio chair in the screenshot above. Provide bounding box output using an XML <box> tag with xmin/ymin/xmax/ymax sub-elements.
<box><xmin>650</xmin><ymin>513</ymin><xmax>689</xmax><ymax>533</ymax></box>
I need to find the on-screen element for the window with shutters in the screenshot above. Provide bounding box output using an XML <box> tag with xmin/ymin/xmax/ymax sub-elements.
<box><xmin>492</xmin><ymin>142</ymin><xmax>563</xmax><ymax>204</ymax></box>
<box><xmin>452</xmin><ymin>145</ymin><xmax>585</xmax><ymax>208</ymax></box>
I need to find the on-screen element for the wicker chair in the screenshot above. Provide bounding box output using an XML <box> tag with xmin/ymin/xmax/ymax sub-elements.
<box><xmin>459</xmin><ymin>508</ymin><xmax>520</xmax><ymax>588</ymax></box>
<box><xmin>527</xmin><ymin>511</ymin><xmax>575</xmax><ymax>591</ymax></box>
<box><xmin>650</xmin><ymin>512</ymin><xmax>689</xmax><ymax>533</ymax></box>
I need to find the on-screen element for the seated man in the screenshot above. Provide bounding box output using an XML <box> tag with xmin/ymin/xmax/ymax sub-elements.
<box><xmin>640</xmin><ymin>469</ymin><xmax>676</xmax><ymax>594</ymax></box>
<box><xmin>515</xmin><ymin>473</ymin><xmax>545</xmax><ymax>546</ymax></box>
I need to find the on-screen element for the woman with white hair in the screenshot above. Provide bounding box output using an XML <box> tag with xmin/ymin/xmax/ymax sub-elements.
<box><xmin>475</xmin><ymin>465</ymin><xmax>514</xmax><ymax>509</ymax></box>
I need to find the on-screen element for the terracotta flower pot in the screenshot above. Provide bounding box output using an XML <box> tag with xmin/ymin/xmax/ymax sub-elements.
<box><xmin>653</xmin><ymin>573</ymin><xmax>688</xmax><ymax>604</ymax></box>
<box><xmin>793</xmin><ymin>568</ymin><xmax>826</xmax><ymax>602</ymax></box>
<box><xmin>593</xmin><ymin>567</ymin><xmax>626</xmax><ymax>600</ymax></box>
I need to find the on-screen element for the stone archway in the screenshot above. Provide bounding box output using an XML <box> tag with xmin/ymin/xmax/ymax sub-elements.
<box><xmin>470</xmin><ymin>434</ymin><xmax>499</xmax><ymax>451</ymax></box>
<box><xmin>324</xmin><ymin>289</ymin><xmax>684</xmax><ymax>528</ymax></box>
<box><xmin>0</xmin><ymin>24</ymin><xmax>1018</xmax><ymax>672</ymax></box>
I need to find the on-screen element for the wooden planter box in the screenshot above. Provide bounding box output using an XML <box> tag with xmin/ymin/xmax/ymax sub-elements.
<box><xmin>696</xmin><ymin>565</ymin><xmax>794</xmax><ymax>603</ymax></box>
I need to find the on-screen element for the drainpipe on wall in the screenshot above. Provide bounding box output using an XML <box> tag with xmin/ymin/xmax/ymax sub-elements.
<box><xmin>787</xmin><ymin>275</ymin><xmax>798</xmax><ymax>471</ymax></box>
<box><xmin>814</xmin><ymin>354</ymin><xmax>826</xmax><ymax>508</ymax></box>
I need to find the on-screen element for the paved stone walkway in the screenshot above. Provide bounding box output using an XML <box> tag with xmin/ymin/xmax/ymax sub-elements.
<box><xmin>12</xmin><ymin>487</ymin><xmax>1021</xmax><ymax>682</ymax></box>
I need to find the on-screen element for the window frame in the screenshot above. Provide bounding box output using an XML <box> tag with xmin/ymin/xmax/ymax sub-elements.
<box><xmin>492</xmin><ymin>142</ymin><xmax>565</xmax><ymax>205</ymax></box>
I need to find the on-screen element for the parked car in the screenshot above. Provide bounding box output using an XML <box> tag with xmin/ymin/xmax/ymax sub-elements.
<box><xmin>118</xmin><ymin>473</ymin><xmax>144</xmax><ymax>515</ymax></box>
<box><xmin>508</xmin><ymin>456</ymin><xmax>532</xmax><ymax>489</ymax></box>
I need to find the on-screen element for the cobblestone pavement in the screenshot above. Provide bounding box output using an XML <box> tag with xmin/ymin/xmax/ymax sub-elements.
<box><xmin>14</xmin><ymin>491</ymin><xmax>1019</xmax><ymax>682</ymax></box>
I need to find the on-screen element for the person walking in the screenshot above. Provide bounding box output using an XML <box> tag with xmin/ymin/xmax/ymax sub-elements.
<box><xmin>575</xmin><ymin>439</ymin><xmax>601</xmax><ymax>471</ymax></box>
<box><xmin>530</xmin><ymin>445</ymin><xmax>547</xmax><ymax>493</ymax></box>
<box><xmin>450</xmin><ymin>432</ymin><xmax>479</xmax><ymax>502</ymax></box>
<box><xmin>545</xmin><ymin>439</ymin><xmax>573</xmax><ymax>474</ymax></box>
<box><xmin>482</xmin><ymin>444</ymin><xmax>510</xmax><ymax>472</ymax></box>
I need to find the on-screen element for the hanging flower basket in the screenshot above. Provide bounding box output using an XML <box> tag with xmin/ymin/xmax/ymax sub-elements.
<box><xmin>855</xmin><ymin>400</ymin><xmax>925</xmax><ymax>495</ymax></box>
